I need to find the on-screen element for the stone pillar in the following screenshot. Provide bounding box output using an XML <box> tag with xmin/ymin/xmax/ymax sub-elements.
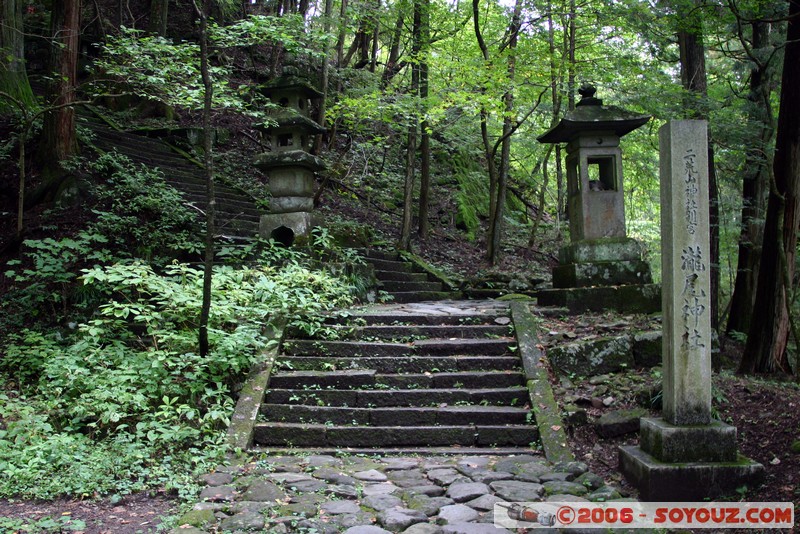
<box><xmin>659</xmin><ymin>120</ymin><xmax>712</xmax><ymax>425</ymax></box>
<box><xmin>619</xmin><ymin>120</ymin><xmax>763</xmax><ymax>501</ymax></box>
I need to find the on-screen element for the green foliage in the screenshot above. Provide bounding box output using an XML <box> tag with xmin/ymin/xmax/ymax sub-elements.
<box><xmin>3</xmin><ymin>153</ymin><xmax>200</xmax><ymax>325</ymax></box>
<box><xmin>0</xmin><ymin>242</ymin><xmax>357</xmax><ymax>499</ymax></box>
<box><xmin>92</xmin><ymin>16</ymin><xmax>321</xmax><ymax>113</ymax></box>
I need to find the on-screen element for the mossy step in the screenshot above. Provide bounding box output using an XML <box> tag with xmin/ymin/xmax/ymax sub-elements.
<box><xmin>260</xmin><ymin>404</ymin><xmax>531</xmax><ymax>426</ymax></box>
<box><xmin>282</xmin><ymin>338</ymin><xmax>515</xmax><ymax>357</ymax></box>
<box><xmin>390</xmin><ymin>291</ymin><xmax>463</xmax><ymax>303</ymax></box>
<box><xmin>92</xmin><ymin>136</ymin><xmax>196</xmax><ymax>165</ymax></box>
<box><xmin>252</xmin><ymin>423</ymin><xmax>538</xmax><ymax>448</ymax></box>
<box><xmin>324</xmin><ymin>312</ymin><xmax>509</xmax><ymax>326</ymax></box>
<box><xmin>373</xmin><ymin>270</ymin><xmax>428</xmax><ymax>283</ymax></box>
<box><xmin>276</xmin><ymin>355</ymin><xmax>521</xmax><ymax>373</ymax></box>
<box><xmin>367</xmin><ymin>258</ymin><xmax>417</xmax><ymax>273</ymax></box>
<box><xmin>268</xmin><ymin>370</ymin><xmax>525</xmax><ymax>389</ymax></box>
<box><xmin>297</xmin><ymin>324</ymin><xmax>513</xmax><ymax>340</ymax></box>
<box><xmin>380</xmin><ymin>281</ymin><xmax>443</xmax><ymax>292</ymax></box>
<box><xmin>265</xmin><ymin>386</ymin><xmax>530</xmax><ymax>407</ymax></box>
<box><xmin>361</xmin><ymin>249</ymin><xmax>400</xmax><ymax>261</ymax></box>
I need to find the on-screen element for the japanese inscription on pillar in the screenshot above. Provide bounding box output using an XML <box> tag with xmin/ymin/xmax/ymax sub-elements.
<box><xmin>660</xmin><ymin>120</ymin><xmax>712</xmax><ymax>426</ymax></box>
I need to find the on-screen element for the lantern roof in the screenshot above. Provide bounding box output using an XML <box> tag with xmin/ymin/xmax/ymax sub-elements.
<box><xmin>538</xmin><ymin>86</ymin><xmax>650</xmax><ymax>144</ymax></box>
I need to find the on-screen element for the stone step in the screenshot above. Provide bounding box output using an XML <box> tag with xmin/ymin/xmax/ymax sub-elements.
<box><xmin>276</xmin><ymin>355</ymin><xmax>522</xmax><ymax>373</ymax></box>
<box><xmin>374</xmin><ymin>270</ymin><xmax>429</xmax><ymax>282</ymax></box>
<box><xmin>308</xmin><ymin>324</ymin><xmax>513</xmax><ymax>340</ymax></box>
<box><xmin>282</xmin><ymin>338</ymin><xmax>515</xmax><ymax>357</ymax></box>
<box><xmin>368</xmin><ymin>258</ymin><xmax>416</xmax><ymax>273</ymax></box>
<box><xmin>362</xmin><ymin>249</ymin><xmax>400</xmax><ymax>262</ymax></box>
<box><xmin>380</xmin><ymin>281</ymin><xmax>443</xmax><ymax>292</ymax></box>
<box><xmin>250</xmin><ymin>446</ymin><xmax>539</xmax><ymax>456</ymax></box>
<box><xmin>264</xmin><ymin>386</ymin><xmax>529</xmax><ymax>407</ymax></box>
<box><xmin>268</xmin><ymin>370</ymin><xmax>525</xmax><ymax>389</ymax></box>
<box><xmin>261</xmin><ymin>404</ymin><xmax>531</xmax><ymax>426</ymax></box>
<box><xmin>390</xmin><ymin>291</ymin><xmax>462</xmax><ymax>303</ymax></box>
<box><xmin>325</xmin><ymin>312</ymin><xmax>510</xmax><ymax>326</ymax></box>
<box><xmin>252</xmin><ymin>423</ymin><xmax>538</xmax><ymax>448</ymax></box>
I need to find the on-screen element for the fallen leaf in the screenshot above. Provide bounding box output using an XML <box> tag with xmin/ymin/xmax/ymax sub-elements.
<box><xmin>551</xmin><ymin>425</ymin><xmax>562</xmax><ymax>431</ymax></box>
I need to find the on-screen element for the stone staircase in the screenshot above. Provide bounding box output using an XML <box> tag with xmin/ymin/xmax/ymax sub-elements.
<box><xmin>362</xmin><ymin>249</ymin><xmax>459</xmax><ymax>303</ymax></box>
<box><xmin>80</xmin><ymin>110</ymin><xmax>263</xmax><ymax>239</ymax></box>
<box><xmin>253</xmin><ymin>301</ymin><xmax>540</xmax><ymax>453</ymax></box>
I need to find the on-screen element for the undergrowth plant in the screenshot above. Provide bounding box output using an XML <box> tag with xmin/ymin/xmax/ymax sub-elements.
<box><xmin>0</xmin><ymin>153</ymin><xmax>364</xmax><ymax>500</ymax></box>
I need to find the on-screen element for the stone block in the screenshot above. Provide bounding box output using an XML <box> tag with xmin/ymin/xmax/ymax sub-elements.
<box><xmin>632</xmin><ymin>331</ymin><xmax>661</xmax><ymax>368</ymax></box>
<box><xmin>638</xmin><ymin>417</ymin><xmax>737</xmax><ymax>462</ymax></box>
<box><xmin>270</xmin><ymin>195</ymin><xmax>314</xmax><ymax>213</ymax></box>
<box><xmin>260</xmin><ymin>211</ymin><xmax>318</xmax><ymax>241</ymax></box>
<box><xmin>594</xmin><ymin>408</ymin><xmax>648</xmax><ymax>438</ymax></box>
<box><xmin>535</xmin><ymin>285</ymin><xmax>660</xmax><ymax>314</ymax></box>
<box><xmin>559</xmin><ymin>238</ymin><xmax>646</xmax><ymax>264</ymax></box>
<box><xmin>268</xmin><ymin>167</ymin><xmax>315</xmax><ymax>196</ymax></box>
<box><xmin>547</xmin><ymin>335</ymin><xmax>634</xmax><ymax>377</ymax></box>
<box><xmin>552</xmin><ymin>260</ymin><xmax>653</xmax><ymax>288</ymax></box>
<box><xmin>618</xmin><ymin>445</ymin><xmax>764</xmax><ymax>501</ymax></box>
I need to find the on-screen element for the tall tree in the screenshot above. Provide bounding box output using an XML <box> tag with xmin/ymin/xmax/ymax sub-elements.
<box><xmin>418</xmin><ymin>0</ymin><xmax>431</xmax><ymax>238</ymax></box>
<box><xmin>740</xmin><ymin>0</ymin><xmax>800</xmax><ymax>375</ymax></box>
<box><xmin>676</xmin><ymin>0</ymin><xmax>720</xmax><ymax>331</ymax></box>
<box><xmin>726</xmin><ymin>5</ymin><xmax>777</xmax><ymax>335</ymax></box>
<box><xmin>39</xmin><ymin>0</ymin><xmax>81</xmax><ymax>178</ymax></box>
<box><xmin>399</xmin><ymin>0</ymin><xmax>423</xmax><ymax>251</ymax></box>
<box><xmin>148</xmin><ymin>0</ymin><xmax>169</xmax><ymax>36</ymax></box>
<box><xmin>192</xmin><ymin>0</ymin><xmax>217</xmax><ymax>358</ymax></box>
<box><xmin>0</xmin><ymin>0</ymin><xmax>35</xmax><ymax>111</ymax></box>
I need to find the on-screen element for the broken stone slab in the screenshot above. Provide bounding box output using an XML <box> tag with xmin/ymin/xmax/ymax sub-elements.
<box><xmin>547</xmin><ymin>335</ymin><xmax>635</xmax><ymax>377</ymax></box>
<box><xmin>402</xmin><ymin>524</ymin><xmax>444</xmax><ymax>534</ymax></box>
<box><xmin>594</xmin><ymin>407</ymin><xmax>648</xmax><ymax>438</ymax></box>
<box><xmin>632</xmin><ymin>331</ymin><xmax>661</xmax><ymax>368</ymax></box>
<box><xmin>199</xmin><ymin>485</ymin><xmax>236</xmax><ymax>502</ymax></box>
<box><xmin>464</xmin><ymin>494</ymin><xmax>506</xmax><ymax>512</ymax></box>
<box><xmin>218</xmin><ymin>510</ymin><xmax>265</xmax><ymax>531</ymax></box>
<box><xmin>363</xmin><ymin>483</ymin><xmax>400</xmax><ymax>496</ymax></box>
<box><xmin>378</xmin><ymin>507</ymin><xmax>428</xmax><ymax>531</ymax></box>
<box><xmin>441</xmin><ymin>523</ymin><xmax>514</xmax><ymax>534</ymax></box>
<box><xmin>542</xmin><ymin>480</ymin><xmax>589</xmax><ymax>497</ymax></box>
<box><xmin>343</xmin><ymin>526</ymin><xmax>393</xmax><ymax>534</ymax></box>
<box><xmin>436</xmin><ymin>504</ymin><xmax>480</xmax><ymax>525</ymax></box>
<box><xmin>241</xmin><ymin>479</ymin><xmax>286</xmax><ymax>502</ymax></box>
<box><xmin>489</xmin><ymin>480</ymin><xmax>544</xmax><ymax>502</ymax></box>
<box><xmin>321</xmin><ymin>500</ymin><xmax>363</xmax><ymax>515</ymax></box>
<box><xmin>406</xmin><ymin>495</ymin><xmax>455</xmax><ymax>517</ymax></box>
<box><xmin>445</xmin><ymin>482</ymin><xmax>490</xmax><ymax>503</ymax></box>
<box><xmin>200</xmin><ymin>472</ymin><xmax>234</xmax><ymax>486</ymax></box>
<box><xmin>354</xmin><ymin>469</ymin><xmax>389</xmax><ymax>482</ymax></box>
<box><xmin>363</xmin><ymin>493</ymin><xmax>404</xmax><ymax>512</ymax></box>
<box><xmin>427</xmin><ymin>468</ymin><xmax>462</xmax><ymax>485</ymax></box>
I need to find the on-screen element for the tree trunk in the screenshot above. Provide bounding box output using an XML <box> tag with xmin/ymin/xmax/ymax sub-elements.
<box><xmin>677</xmin><ymin>0</ymin><xmax>720</xmax><ymax>332</ymax></box>
<box><xmin>314</xmin><ymin>0</ymin><xmax>334</xmax><ymax>153</ymax></box>
<box><xmin>486</xmin><ymin>0</ymin><xmax>521</xmax><ymax>265</ymax></box>
<box><xmin>148</xmin><ymin>0</ymin><xmax>169</xmax><ymax>36</ymax></box>
<box><xmin>193</xmin><ymin>0</ymin><xmax>216</xmax><ymax>358</ymax></box>
<box><xmin>39</xmin><ymin>0</ymin><xmax>81</xmax><ymax>177</ymax></box>
<box><xmin>400</xmin><ymin>0</ymin><xmax>422</xmax><ymax>251</ymax></box>
<box><xmin>418</xmin><ymin>0</ymin><xmax>430</xmax><ymax>238</ymax></box>
<box><xmin>336</xmin><ymin>0</ymin><xmax>349</xmax><ymax>66</ymax></box>
<box><xmin>727</xmin><ymin>19</ymin><xmax>774</xmax><ymax>335</ymax></box>
<box><xmin>381</xmin><ymin>9</ymin><xmax>405</xmax><ymax>88</ymax></box>
<box><xmin>0</xmin><ymin>0</ymin><xmax>35</xmax><ymax>111</ymax></box>
<box><xmin>740</xmin><ymin>0</ymin><xmax>800</xmax><ymax>375</ymax></box>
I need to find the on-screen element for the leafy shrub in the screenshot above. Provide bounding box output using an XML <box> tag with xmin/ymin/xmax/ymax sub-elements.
<box><xmin>3</xmin><ymin>153</ymin><xmax>201</xmax><ymax>325</ymax></box>
<box><xmin>0</xmin><ymin>242</ymin><xmax>358</xmax><ymax>499</ymax></box>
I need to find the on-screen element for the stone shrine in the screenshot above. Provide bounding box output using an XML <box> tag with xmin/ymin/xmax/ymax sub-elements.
<box><xmin>255</xmin><ymin>64</ymin><xmax>326</xmax><ymax>245</ymax></box>
<box><xmin>536</xmin><ymin>86</ymin><xmax>658</xmax><ymax>312</ymax></box>
<box><xmin>619</xmin><ymin>120</ymin><xmax>763</xmax><ymax>500</ymax></box>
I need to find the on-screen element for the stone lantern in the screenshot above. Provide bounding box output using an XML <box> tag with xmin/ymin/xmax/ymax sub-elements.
<box><xmin>538</xmin><ymin>86</ymin><xmax>654</xmax><ymax>291</ymax></box>
<box><xmin>254</xmin><ymin>69</ymin><xmax>326</xmax><ymax>245</ymax></box>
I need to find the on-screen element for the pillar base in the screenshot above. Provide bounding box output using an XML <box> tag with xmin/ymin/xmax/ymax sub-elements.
<box><xmin>536</xmin><ymin>284</ymin><xmax>661</xmax><ymax>314</ymax></box>
<box><xmin>639</xmin><ymin>417</ymin><xmax>737</xmax><ymax>463</ymax></box>
<box><xmin>619</xmin><ymin>445</ymin><xmax>764</xmax><ymax>501</ymax></box>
